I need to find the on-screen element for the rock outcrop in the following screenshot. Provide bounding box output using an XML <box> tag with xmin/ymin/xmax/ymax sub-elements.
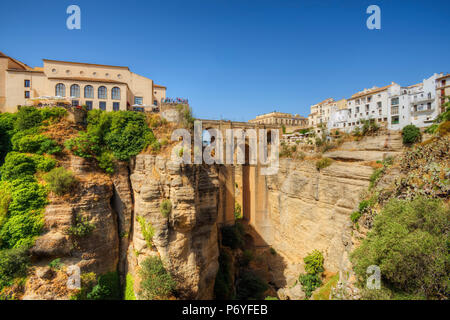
<box><xmin>127</xmin><ymin>155</ymin><xmax>220</xmax><ymax>299</ymax></box>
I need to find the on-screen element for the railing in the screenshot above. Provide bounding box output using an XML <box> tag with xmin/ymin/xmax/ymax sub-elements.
<box><xmin>161</xmin><ymin>97</ymin><xmax>189</xmax><ymax>105</ymax></box>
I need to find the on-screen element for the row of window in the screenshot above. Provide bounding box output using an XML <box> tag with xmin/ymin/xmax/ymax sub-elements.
<box><xmin>71</xmin><ymin>100</ymin><xmax>121</xmax><ymax>111</ymax></box>
<box><xmin>55</xmin><ymin>83</ymin><xmax>121</xmax><ymax>100</ymax></box>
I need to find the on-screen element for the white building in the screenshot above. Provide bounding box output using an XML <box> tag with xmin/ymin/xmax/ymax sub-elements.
<box><xmin>388</xmin><ymin>73</ymin><xmax>441</xmax><ymax>130</ymax></box>
<box><xmin>345</xmin><ymin>83</ymin><xmax>399</xmax><ymax>132</ymax></box>
<box><xmin>328</xmin><ymin>108</ymin><xmax>350</xmax><ymax>131</ymax></box>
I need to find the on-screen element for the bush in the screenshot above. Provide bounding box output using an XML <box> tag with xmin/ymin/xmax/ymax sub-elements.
<box><xmin>67</xmin><ymin>214</ymin><xmax>95</xmax><ymax>238</ymax></box>
<box><xmin>71</xmin><ymin>271</ymin><xmax>120</xmax><ymax>300</ymax></box>
<box><xmin>137</xmin><ymin>216</ymin><xmax>155</xmax><ymax>248</ymax></box>
<box><xmin>234</xmin><ymin>202</ymin><xmax>242</xmax><ymax>220</ymax></box>
<box><xmin>241</xmin><ymin>249</ymin><xmax>254</xmax><ymax>267</ymax></box>
<box><xmin>0</xmin><ymin>247</ymin><xmax>29</xmax><ymax>290</ymax></box>
<box><xmin>214</xmin><ymin>250</ymin><xmax>233</xmax><ymax>300</ymax></box>
<box><xmin>0</xmin><ymin>113</ymin><xmax>17</xmax><ymax>165</ymax></box>
<box><xmin>12</xmin><ymin>132</ymin><xmax>61</xmax><ymax>155</ymax></box>
<box><xmin>299</xmin><ymin>273</ymin><xmax>322</xmax><ymax>298</ymax></box>
<box><xmin>315</xmin><ymin>157</ymin><xmax>332</xmax><ymax>170</ymax></box>
<box><xmin>0</xmin><ymin>152</ymin><xmax>36</xmax><ymax>181</ymax></box>
<box><xmin>351</xmin><ymin>197</ymin><xmax>449</xmax><ymax>299</ymax></box>
<box><xmin>402</xmin><ymin>124</ymin><xmax>421</xmax><ymax>145</ymax></box>
<box><xmin>139</xmin><ymin>256</ymin><xmax>176</xmax><ymax>300</ymax></box>
<box><xmin>0</xmin><ymin>182</ymin><xmax>11</xmax><ymax>231</ymax></box>
<box><xmin>236</xmin><ymin>271</ymin><xmax>268</xmax><ymax>300</ymax></box>
<box><xmin>303</xmin><ymin>250</ymin><xmax>324</xmax><ymax>275</ymax></box>
<box><xmin>125</xmin><ymin>273</ymin><xmax>136</xmax><ymax>300</ymax></box>
<box><xmin>65</xmin><ymin>132</ymin><xmax>101</xmax><ymax>158</ymax></box>
<box><xmin>160</xmin><ymin>199</ymin><xmax>172</xmax><ymax>218</ymax></box>
<box><xmin>436</xmin><ymin>121</ymin><xmax>450</xmax><ymax>136</ymax></box>
<box><xmin>14</xmin><ymin>106</ymin><xmax>42</xmax><ymax>131</ymax></box>
<box><xmin>43</xmin><ymin>167</ymin><xmax>76</xmax><ymax>195</ymax></box>
<box><xmin>221</xmin><ymin>222</ymin><xmax>245</xmax><ymax>249</ymax></box>
<box><xmin>49</xmin><ymin>258</ymin><xmax>63</xmax><ymax>270</ymax></box>
<box><xmin>97</xmin><ymin>151</ymin><xmax>115</xmax><ymax>174</ymax></box>
<box><xmin>40</xmin><ymin>107</ymin><xmax>67</xmax><ymax>122</ymax></box>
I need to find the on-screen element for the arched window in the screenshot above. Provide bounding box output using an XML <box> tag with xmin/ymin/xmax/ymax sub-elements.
<box><xmin>55</xmin><ymin>83</ymin><xmax>66</xmax><ymax>97</ymax></box>
<box><xmin>98</xmin><ymin>86</ymin><xmax>107</xmax><ymax>99</ymax></box>
<box><xmin>111</xmin><ymin>87</ymin><xmax>120</xmax><ymax>100</ymax></box>
<box><xmin>70</xmin><ymin>84</ymin><xmax>80</xmax><ymax>98</ymax></box>
<box><xmin>84</xmin><ymin>85</ymin><xmax>94</xmax><ymax>98</ymax></box>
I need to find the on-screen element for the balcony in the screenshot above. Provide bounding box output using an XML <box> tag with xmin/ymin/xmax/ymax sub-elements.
<box><xmin>391</xmin><ymin>107</ymin><xmax>399</xmax><ymax>115</ymax></box>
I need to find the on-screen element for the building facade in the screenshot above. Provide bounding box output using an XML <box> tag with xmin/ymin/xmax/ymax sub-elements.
<box><xmin>0</xmin><ymin>51</ymin><xmax>166</xmax><ymax>113</ymax></box>
<box><xmin>249</xmin><ymin>111</ymin><xmax>308</xmax><ymax>129</ymax></box>
<box><xmin>345</xmin><ymin>83</ymin><xmax>399</xmax><ymax>132</ymax></box>
<box><xmin>436</xmin><ymin>74</ymin><xmax>450</xmax><ymax>113</ymax></box>
<box><xmin>308</xmin><ymin>98</ymin><xmax>335</xmax><ymax>129</ymax></box>
<box><xmin>388</xmin><ymin>74</ymin><xmax>440</xmax><ymax>130</ymax></box>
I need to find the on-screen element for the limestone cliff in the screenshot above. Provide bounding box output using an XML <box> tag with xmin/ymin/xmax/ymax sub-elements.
<box><xmin>127</xmin><ymin>155</ymin><xmax>220</xmax><ymax>299</ymax></box>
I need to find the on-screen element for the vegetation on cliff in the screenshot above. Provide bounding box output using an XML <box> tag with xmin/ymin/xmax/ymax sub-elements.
<box><xmin>350</xmin><ymin>120</ymin><xmax>450</xmax><ymax>300</ymax></box>
<box><xmin>65</xmin><ymin>109</ymin><xmax>156</xmax><ymax>173</ymax></box>
<box><xmin>0</xmin><ymin>107</ymin><xmax>67</xmax><ymax>293</ymax></box>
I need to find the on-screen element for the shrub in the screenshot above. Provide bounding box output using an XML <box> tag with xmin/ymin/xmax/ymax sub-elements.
<box><xmin>97</xmin><ymin>151</ymin><xmax>115</xmax><ymax>174</ymax></box>
<box><xmin>234</xmin><ymin>202</ymin><xmax>242</xmax><ymax>220</ymax></box>
<box><xmin>71</xmin><ymin>271</ymin><xmax>120</xmax><ymax>300</ymax></box>
<box><xmin>402</xmin><ymin>124</ymin><xmax>421</xmax><ymax>145</ymax></box>
<box><xmin>14</xmin><ymin>106</ymin><xmax>42</xmax><ymax>131</ymax></box>
<box><xmin>236</xmin><ymin>271</ymin><xmax>268</xmax><ymax>300</ymax></box>
<box><xmin>160</xmin><ymin>199</ymin><xmax>172</xmax><ymax>218</ymax></box>
<box><xmin>0</xmin><ymin>113</ymin><xmax>17</xmax><ymax>165</ymax></box>
<box><xmin>0</xmin><ymin>182</ymin><xmax>11</xmax><ymax>231</ymax></box>
<box><xmin>221</xmin><ymin>222</ymin><xmax>245</xmax><ymax>249</ymax></box>
<box><xmin>12</xmin><ymin>132</ymin><xmax>61</xmax><ymax>155</ymax></box>
<box><xmin>436</xmin><ymin>121</ymin><xmax>450</xmax><ymax>136</ymax></box>
<box><xmin>369</xmin><ymin>167</ymin><xmax>384</xmax><ymax>189</ymax></box>
<box><xmin>125</xmin><ymin>273</ymin><xmax>136</xmax><ymax>300</ymax></box>
<box><xmin>0</xmin><ymin>247</ymin><xmax>29</xmax><ymax>290</ymax></box>
<box><xmin>32</xmin><ymin>154</ymin><xmax>57</xmax><ymax>172</ymax></box>
<box><xmin>214</xmin><ymin>250</ymin><xmax>233</xmax><ymax>300</ymax></box>
<box><xmin>0</xmin><ymin>152</ymin><xmax>36</xmax><ymax>181</ymax></box>
<box><xmin>137</xmin><ymin>216</ymin><xmax>155</xmax><ymax>248</ymax></box>
<box><xmin>65</xmin><ymin>132</ymin><xmax>101</xmax><ymax>158</ymax></box>
<box><xmin>49</xmin><ymin>258</ymin><xmax>63</xmax><ymax>270</ymax></box>
<box><xmin>303</xmin><ymin>250</ymin><xmax>324</xmax><ymax>275</ymax></box>
<box><xmin>299</xmin><ymin>273</ymin><xmax>322</xmax><ymax>298</ymax></box>
<box><xmin>150</xmin><ymin>140</ymin><xmax>161</xmax><ymax>153</ymax></box>
<box><xmin>139</xmin><ymin>256</ymin><xmax>176</xmax><ymax>300</ymax></box>
<box><xmin>88</xmin><ymin>271</ymin><xmax>121</xmax><ymax>300</ymax></box>
<box><xmin>315</xmin><ymin>157</ymin><xmax>332</xmax><ymax>170</ymax></box>
<box><xmin>241</xmin><ymin>249</ymin><xmax>254</xmax><ymax>267</ymax></box>
<box><xmin>67</xmin><ymin>214</ymin><xmax>95</xmax><ymax>238</ymax></box>
<box><xmin>104</xmin><ymin>111</ymin><xmax>155</xmax><ymax>161</ymax></box>
<box><xmin>351</xmin><ymin>197</ymin><xmax>449</xmax><ymax>299</ymax></box>
<box><xmin>40</xmin><ymin>107</ymin><xmax>67</xmax><ymax>122</ymax></box>
<box><xmin>43</xmin><ymin>167</ymin><xmax>76</xmax><ymax>195</ymax></box>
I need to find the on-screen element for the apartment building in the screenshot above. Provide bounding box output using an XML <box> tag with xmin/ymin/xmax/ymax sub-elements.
<box><xmin>436</xmin><ymin>74</ymin><xmax>450</xmax><ymax>113</ymax></box>
<box><xmin>326</xmin><ymin>99</ymin><xmax>348</xmax><ymax>131</ymax></box>
<box><xmin>388</xmin><ymin>74</ymin><xmax>440</xmax><ymax>130</ymax></box>
<box><xmin>345</xmin><ymin>83</ymin><xmax>400</xmax><ymax>132</ymax></box>
<box><xmin>0</xmin><ymin>51</ymin><xmax>166</xmax><ymax>113</ymax></box>
<box><xmin>307</xmin><ymin>98</ymin><xmax>338</xmax><ymax>134</ymax></box>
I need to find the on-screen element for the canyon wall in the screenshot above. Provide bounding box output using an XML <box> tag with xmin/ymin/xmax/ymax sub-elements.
<box><xmin>127</xmin><ymin>155</ymin><xmax>220</xmax><ymax>299</ymax></box>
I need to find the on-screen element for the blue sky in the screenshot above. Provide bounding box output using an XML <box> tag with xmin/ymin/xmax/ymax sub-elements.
<box><xmin>1</xmin><ymin>0</ymin><xmax>449</xmax><ymax>120</ymax></box>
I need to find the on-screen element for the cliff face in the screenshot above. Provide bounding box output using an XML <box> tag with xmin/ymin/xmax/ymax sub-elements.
<box><xmin>127</xmin><ymin>155</ymin><xmax>220</xmax><ymax>299</ymax></box>
<box><xmin>22</xmin><ymin>133</ymin><xmax>405</xmax><ymax>300</ymax></box>
<box><xmin>264</xmin><ymin>159</ymin><xmax>373</xmax><ymax>288</ymax></box>
<box><xmin>24</xmin><ymin>156</ymin><xmax>120</xmax><ymax>299</ymax></box>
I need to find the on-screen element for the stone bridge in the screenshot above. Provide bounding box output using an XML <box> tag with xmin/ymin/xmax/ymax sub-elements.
<box><xmin>197</xmin><ymin>119</ymin><xmax>281</xmax><ymax>247</ymax></box>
